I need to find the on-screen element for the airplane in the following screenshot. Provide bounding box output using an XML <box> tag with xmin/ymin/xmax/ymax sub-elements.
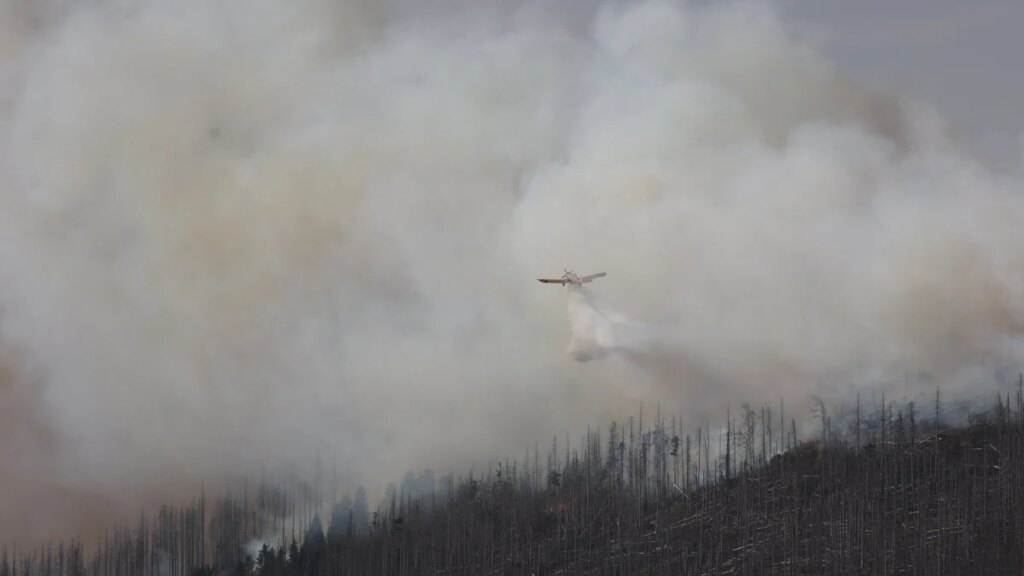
<box><xmin>538</xmin><ymin>269</ymin><xmax>607</xmax><ymax>286</ymax></box>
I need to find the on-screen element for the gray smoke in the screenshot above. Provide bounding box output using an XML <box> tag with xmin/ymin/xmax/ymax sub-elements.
<box><xmin>1</xmin><ymin>0</ymin><xmax>1022</xmax><ymax>543</ymax></box>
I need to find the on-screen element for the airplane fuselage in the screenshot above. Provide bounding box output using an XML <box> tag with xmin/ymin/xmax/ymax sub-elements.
<box><xmin>537</xmin><ymin>270</ymin><xmax>606</xmax><ymax>286</ymax></box>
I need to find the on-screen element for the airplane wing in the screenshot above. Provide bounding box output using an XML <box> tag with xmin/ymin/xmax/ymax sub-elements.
<box><xmin>579</xmin><ymin>272</ymin><xmax>607</xmax><ymax>283</ymax></box>
<box><xmin>538</xmin><ymin>278</ymin><xmax>569</xmax><ymax>284</ymax></box>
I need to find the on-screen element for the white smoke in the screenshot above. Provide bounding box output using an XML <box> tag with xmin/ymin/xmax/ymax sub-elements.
<box><xmin>1</xmin><ymin>0</ymin><xmax>1023</xmax><ymax>542</ymax></box>
<box><xmin>565</xmin><ymin>287</ymin><xmax>652</xmax><ymax>361</ymax></box>
<box><xmin>566</xmin><ymin>288</ymin><xmax>616</xmax><ymax>361</ymax></box>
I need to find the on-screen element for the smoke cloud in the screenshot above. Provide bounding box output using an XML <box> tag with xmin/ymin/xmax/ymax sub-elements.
<box><xmin>1</xmin><ymin>0</ymin><xmax>1023</xmax><ymax>542</ymax></box>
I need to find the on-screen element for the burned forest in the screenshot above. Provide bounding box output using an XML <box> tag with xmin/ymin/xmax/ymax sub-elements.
<box><xmin>4</xmin><ymin>388</ymin><xmax>1024</xmax><ymax>575</ymax></box>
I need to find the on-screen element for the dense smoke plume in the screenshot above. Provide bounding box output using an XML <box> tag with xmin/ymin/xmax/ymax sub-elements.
<box><xmin>1</xmin><ymin>0</ymin><xmax>1023</xmax><ymax>542</ymax></box>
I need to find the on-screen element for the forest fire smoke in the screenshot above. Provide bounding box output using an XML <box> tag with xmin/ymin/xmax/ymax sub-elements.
<box><xmin>565</xmin><ymin>287</ymin><xmax>654</xmax><ymax>362</ymax></box>
<box><xmin>566</xmin><ymin>288</ymin><xmax>619</xmax><ymax>361</ymax></box>
<box><xmin>1</xmin><ymin>0</ymin><xmax>1023</xmax><ymax>543</ymax></box>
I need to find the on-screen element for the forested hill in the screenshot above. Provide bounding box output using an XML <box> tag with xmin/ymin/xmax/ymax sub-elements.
<box><xmin>4</xmin><ymin>393</ymin><xmax>1024</xmax><ymax>575</ymax></box>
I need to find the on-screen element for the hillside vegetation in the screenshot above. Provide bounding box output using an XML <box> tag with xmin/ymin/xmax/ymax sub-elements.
<box><xmin>4</xmin><ymin>390</ymin><xmax>1024</xmax><ymax>575</ymax></box>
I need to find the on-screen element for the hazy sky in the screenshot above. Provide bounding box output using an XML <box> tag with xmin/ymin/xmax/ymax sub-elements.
<box><xmin>782</xmin><ymin>0</ymin><xmax>1024</xmax><ymax>168</ymax></box>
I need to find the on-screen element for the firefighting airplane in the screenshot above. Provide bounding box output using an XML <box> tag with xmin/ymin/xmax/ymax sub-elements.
<box><xmin>538</xmin><ymin>269</ymin><xmax>607</xmax><ymax>286</ymax></box>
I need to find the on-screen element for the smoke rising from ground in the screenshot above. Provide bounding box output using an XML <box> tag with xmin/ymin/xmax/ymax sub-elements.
<box><xmin>1</xmin><ymin>0</ymin><xmax>1023</xmax><ymax>542</ymax></box>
